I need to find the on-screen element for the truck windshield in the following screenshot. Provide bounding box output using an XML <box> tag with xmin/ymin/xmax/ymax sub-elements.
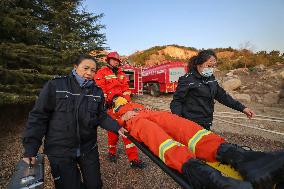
<box><xmin>169</xmin><ymin>67</ymin><xmax>186</xmax><ymax>83</ymax></box>
<box><xmin>124</xmin><ymin>71</ymin><xmax>135</xmax><ymax>89</ymax></box>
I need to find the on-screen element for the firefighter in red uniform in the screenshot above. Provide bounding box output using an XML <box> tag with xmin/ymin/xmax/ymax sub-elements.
<box><xmin>109</xmin><ymin>96</ymin><xmax>284</xmax><ymax>189</ymax></box>
<box><xmin>95</xmin><ymin>52</ymin><xmax>145</xmax><ymax>168</ymax></box>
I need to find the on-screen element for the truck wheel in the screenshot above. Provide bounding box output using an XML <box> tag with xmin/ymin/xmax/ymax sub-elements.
<box><xmin>150</xmin><ymin>83</ymin><xmax>160</xmax><ymax>97</ymax></box>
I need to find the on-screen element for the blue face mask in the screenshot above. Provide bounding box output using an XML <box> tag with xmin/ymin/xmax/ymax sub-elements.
<box><xmin>201</xmin><ymin>68</ymin><xmax>214</xmax><ymax>77</ymax></box>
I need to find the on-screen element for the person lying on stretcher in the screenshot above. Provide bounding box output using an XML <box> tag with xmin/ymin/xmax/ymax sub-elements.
<box><xmin>108</xmin><ymin>96</ymin><xmax>284</xmax><ymax>189</ymax></box>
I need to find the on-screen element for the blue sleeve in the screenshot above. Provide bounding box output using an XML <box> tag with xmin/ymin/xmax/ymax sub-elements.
<box><xmin>22</xmin><ymin>81</ymin><xmax>56</xmax><ymax>157</ymax></box>
<box><xmin>97</xmin><ymin>92</ymin><xmax>121</xmax><ymax>133</ymax></box>
<box><xmin>215</xmin><ymin>83</ymin><xmax>246</xmax><ymax>112</ymax></box>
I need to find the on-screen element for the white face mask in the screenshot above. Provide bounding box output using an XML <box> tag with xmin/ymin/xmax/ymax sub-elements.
<box><xmin>201</xmin><ymin>67</ymin><xmax>214</xmax><ymax>77</ymax></box>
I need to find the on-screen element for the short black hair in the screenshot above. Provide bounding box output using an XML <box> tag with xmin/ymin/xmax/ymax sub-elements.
<box><xmin>73</xmin><ymin>54</ymin><xmax>96</xmax><ymax>65</ymax></box>
<box><xmin>188</xmin><ymin>50</ymin><xmax>217</xmax><ymax>70</ymax></box>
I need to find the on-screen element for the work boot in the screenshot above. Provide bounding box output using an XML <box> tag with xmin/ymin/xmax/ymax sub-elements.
<box><xmin>182</xmin><ymin>158</ymin><xmax>253</xmax><ymax>189</ymax></box>
<box><xmin>130</xmin><ymin>159</ymin><xmax>146</xmax><ymax>169</ymax></box>
<box><xmin>216</xmin><ymin>143</ymin><xmax>284</xmax><ymax>189</ymax></box>
<box><xmin>106</xmin><ymin>153</ymin><xmax>117</xmax><ymax>163</ymax></box>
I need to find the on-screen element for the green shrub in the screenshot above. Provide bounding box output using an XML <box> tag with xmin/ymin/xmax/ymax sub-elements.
<box><xmin>0</xmin><ymin>68</ymin><xmax>53</xmax><ymax>85</ymax></box>
<box><xmin>0</xmin><ymin>92</ymin><xmax>37</xmax><ymax>105</ymax></box>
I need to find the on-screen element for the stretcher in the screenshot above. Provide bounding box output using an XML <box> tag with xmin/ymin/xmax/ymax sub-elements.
<box><xmin>125</xmin><ymin>133</ymin><xmax>284</xmax><ymax>189</ymax></box>
<box><xmin>7</xmin><ymin>154</ymin><xmax>44</xmax><ymax>189</ymax></box>
<box><xmin>7</xmin><ymin>139</ymin><xmax>283</xmax><ymax>189</ymax></box>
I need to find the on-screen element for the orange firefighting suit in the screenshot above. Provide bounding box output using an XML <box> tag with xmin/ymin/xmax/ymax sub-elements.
<box><xmin>95</xmin><ymin>66</ymin><xmax>131</xmax><ymax>103</ymax></box>
<box><xmin>109</xmin><ymin>101</ymin><xmax>225</xmax><ymax>173</ymax></box>
<box><xmin>95</xmin><ymin>66</ymin><xmax>138</xmax><ymax>161</ymax></box>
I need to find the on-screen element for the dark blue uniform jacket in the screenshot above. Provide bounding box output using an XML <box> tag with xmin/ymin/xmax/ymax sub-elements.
<box><xmin>23</xmin><ymin>73</ymin><xmax>121</xmax><ymax>157</ymax></box>
<box><xmin>170</xmin><ymin>68</ymin><xmax>245</xmax><ymax>129</ymax></box>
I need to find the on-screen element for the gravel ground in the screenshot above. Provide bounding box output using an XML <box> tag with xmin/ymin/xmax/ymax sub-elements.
<box><xmin>1</xmin><ymin>94</ymin><xmax>283</xmax><ymax>189</ymax></box>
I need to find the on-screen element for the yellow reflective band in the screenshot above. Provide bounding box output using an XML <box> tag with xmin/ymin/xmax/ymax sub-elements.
<box><xmin>159</xmin><ymin>139</ymin><xmax>183</xmax><ymax>163</ymax></box>
<box><xmin>125</xmin><ymin>143</ymin><xmax>135</xmax><ymax>149</ymax></box>
<box><xmin>119</xmin><ymin>75</ymin><xmax>124</xmax><ymax>79</ymax></box>
<box><xmin>105</xmin><ymin>75</ymin><xmax>117</xmax><ymax>79</ymax></box>
<box><xmin>113</xmin><ymin>105</ymin><xmax>123</xmax><ymax>113</ymax></box>
<box><xmin>123</xmin><ymin>91</ymin><xmax>131</xmax><ymax>95</ymax></box>
<box><xmin>188</xmin><ymin>129</ymin><xmax>211</xmax><ymax>154</ymax></box>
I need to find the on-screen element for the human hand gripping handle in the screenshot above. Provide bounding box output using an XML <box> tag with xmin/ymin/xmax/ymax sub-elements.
<box><xmin>243</xmin><ymin>107</ymin><xmax>255</xmax><ymax>119</ymax></box>
<box><xmin>22</xmin><ymin>157</ymin><xmax>36</xmax><ymax>167</ymax></box>
<box><xmin>118</xmin><ymin>127</ymin><xmax>128</xmax><ymax>138</ymax></box>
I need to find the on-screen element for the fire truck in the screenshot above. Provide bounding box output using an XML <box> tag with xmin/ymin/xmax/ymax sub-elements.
<box><xmin>141</xmin><ymin>61</ymin><xmax>187</xmax><ymax>96</ymax></box>
<box><xmin>121</xmin><ymin>64</ymin><xmax>143</xmax><ymax>95</ymax></box>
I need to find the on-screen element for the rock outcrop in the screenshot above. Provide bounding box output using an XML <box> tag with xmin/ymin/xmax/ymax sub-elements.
<box><xmin>222</xmin><ymin>78</ymin><xmax>242</xmax><ymax>91</ymax></box>
<box><xmin>161</xmin><ymin>46</ymin><xmax>197</xmax><ymax>60</ymax></box>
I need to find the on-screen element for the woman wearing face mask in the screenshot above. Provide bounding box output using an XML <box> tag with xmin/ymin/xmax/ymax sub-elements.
<box><xmin>22</xmin><ymin>54</ymin><xmax>127</xmax><ymax>189</ymax></box>
<box><xmin>170</xmin><ymin>50</ymin><xmax>255</xmax><ymax>130</ymax></box>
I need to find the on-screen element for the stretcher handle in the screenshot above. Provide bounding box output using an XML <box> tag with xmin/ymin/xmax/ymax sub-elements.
<box><xmin>28</xmin><ymin>157</ymin><xmax>33</xmax><ymax>169</ymax></box>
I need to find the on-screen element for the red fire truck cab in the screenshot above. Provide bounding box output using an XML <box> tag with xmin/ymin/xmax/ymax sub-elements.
<box><xmin>142</xmin><ymin>61</ymin><xmax>187</xmax><ymax>96</ymax></box>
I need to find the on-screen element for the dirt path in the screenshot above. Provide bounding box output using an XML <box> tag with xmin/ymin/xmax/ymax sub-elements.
<box><xmin>0</xmin><ymin>95</ymin><xmax>283</xmax><ymax>189</ymax></box>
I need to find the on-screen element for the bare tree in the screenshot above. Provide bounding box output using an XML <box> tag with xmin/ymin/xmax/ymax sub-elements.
<box><xmin>239</xmin><ymin>41</ymin><xmax>256</xmax><ymax>52</ymax></box>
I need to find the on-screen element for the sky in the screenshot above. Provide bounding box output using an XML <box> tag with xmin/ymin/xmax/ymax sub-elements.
<box><xmin>83</xmin><ymin>0</ymin><xmax>284</xmax><ymax>56</ymax></box>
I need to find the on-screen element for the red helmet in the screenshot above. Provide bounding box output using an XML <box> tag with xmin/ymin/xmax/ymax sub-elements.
<box><xmin>106</xmin><ymin>51</ymin><xmax>121</xmax><ymax>63</ymax></box>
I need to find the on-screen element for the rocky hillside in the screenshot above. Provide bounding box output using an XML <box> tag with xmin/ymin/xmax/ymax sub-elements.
<box><xmin>128</xmin><ymin>45</ymin><xmax>284</xmax><ymax>70</ymax></box>
<box><xmin>128</xmin><ymin>45</ymin><xmax>197</xmax><ymax>66</ymax></box>
<box><xmin>216</xmin><ymin>63</ymin><xmax>284</xmax><ymax>106</ymax></box>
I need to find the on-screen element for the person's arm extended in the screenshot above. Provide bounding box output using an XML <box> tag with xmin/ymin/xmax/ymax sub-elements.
<box><xmin>108</xmin><ymin>109</ymin><xmax>126</xmax><ymax>127</ymax></box>
<box><xmin>97</xmin><ymin>92</ymin><xmax>124</xmax><ymax>133</ymax></box>
<box><xmin>170</xmin><ymin>76</ymin><xmax>190</xmax><ymax>116</ymax></box>
<box><xmin>214</xmin><ymin>82</ymin><xmax>246</xmax><ymax>112</ymax></box>
<box><xmin>22</xmin><ymin>81</ymin><xmax>55</xmax><ymax>158</ymax></box>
